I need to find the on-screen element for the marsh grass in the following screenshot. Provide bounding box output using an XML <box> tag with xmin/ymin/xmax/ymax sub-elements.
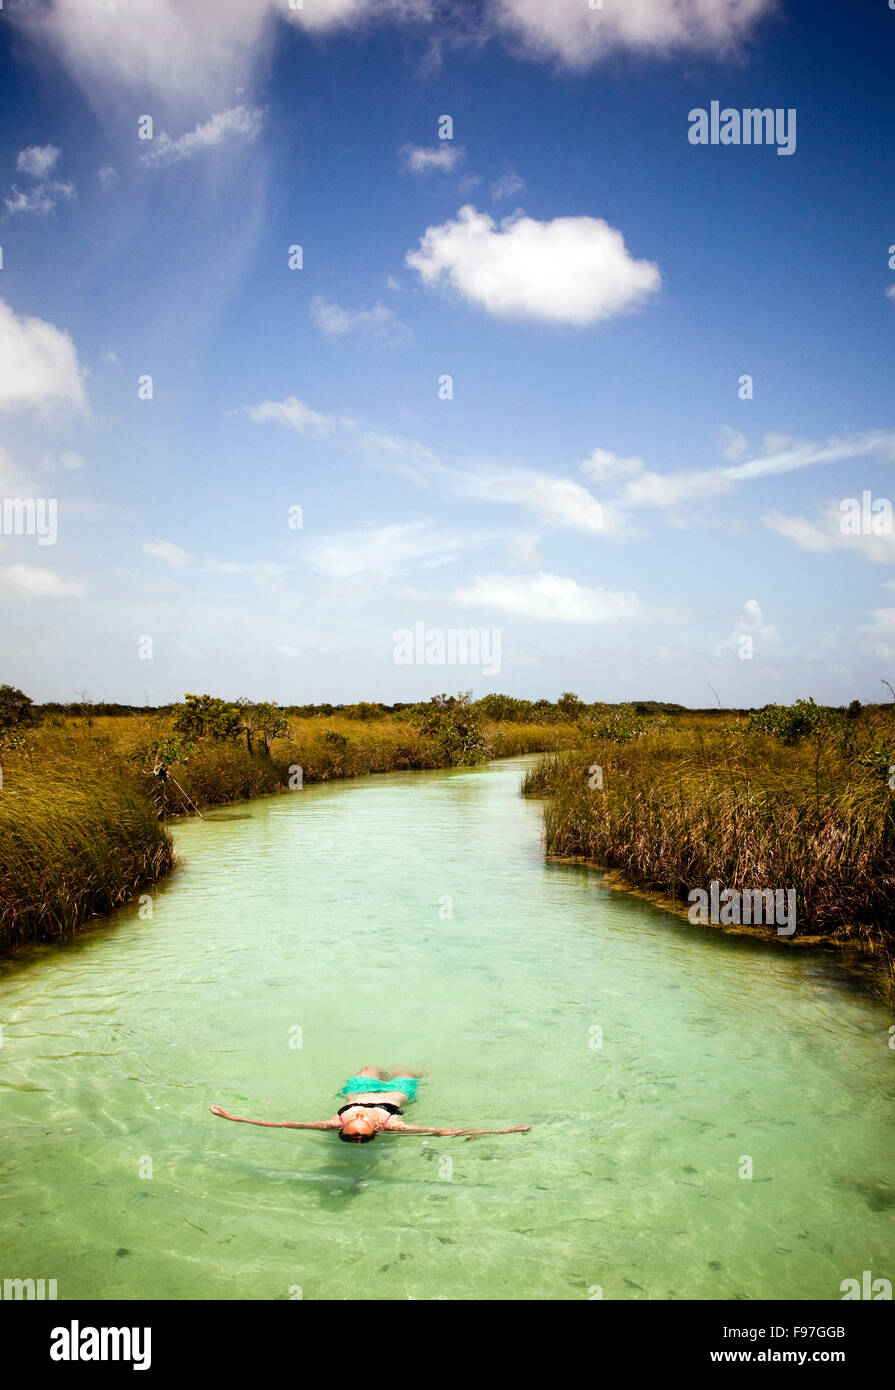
<box><xmin>0</xmin><ymin>769</ymin><xmax>174</xmax><ymax>950</ymax></box>
<box><xmin>522</xmin><ymin>714</ymin><xmax>895</xmax><ymax>951</ymax></box>
<box><xmin>0</xmin><ymin>713</ymin><xmax>578</xmax><ymax>948</ymax></box>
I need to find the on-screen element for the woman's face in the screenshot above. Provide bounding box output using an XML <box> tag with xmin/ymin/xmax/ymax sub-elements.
<box><xmin>339</xmin><ymin>1110</ymin><xmax>378</xmax><ymax>1142</ymax></box>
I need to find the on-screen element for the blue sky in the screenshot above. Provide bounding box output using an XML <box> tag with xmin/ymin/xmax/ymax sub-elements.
<box><xmin>0</xmin><ymin>0</ymin><xmax>893</xmax><ymax>706</ymax></box>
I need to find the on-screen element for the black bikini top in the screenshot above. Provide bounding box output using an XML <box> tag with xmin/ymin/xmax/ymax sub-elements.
<box><xmin>337</xmin><ymin>1102</ymin><xmax>403</xmax><ymax>1117</ymax></box>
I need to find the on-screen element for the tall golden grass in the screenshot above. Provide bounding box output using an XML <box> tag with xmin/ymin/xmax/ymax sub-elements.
<box><xmin>0</xmin><ymin>712</ymin><xmax>579</xmax><ymax>949</ymax></box>
<box><xmin>522</xmin><ymin>712</ymin><xmax>895</xmax><ymax>952</ymax></box>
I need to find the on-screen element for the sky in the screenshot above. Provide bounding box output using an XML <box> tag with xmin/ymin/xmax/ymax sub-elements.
<box><xmin>0</xmin><ymin>0</ymin><xmax>893</xmax><ymax>707</ymax></box>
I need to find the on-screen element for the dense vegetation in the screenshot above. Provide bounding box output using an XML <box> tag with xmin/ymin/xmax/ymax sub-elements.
<box><xmin>521</xmin><ymin>698</ymin><xmax>895</xmax><ymax>968</ymax></box>
<box><xmin>0</xmin><ymin>688</ymin><xmax>578</xmax><ymax>949</ymax></box>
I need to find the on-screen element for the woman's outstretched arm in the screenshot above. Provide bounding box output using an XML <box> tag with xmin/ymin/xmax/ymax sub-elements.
<box><xmin>210</xmin><ymin>1104</ymin><xmax>337</xmax><ymax>1130</ymax></box>
<box><xmin>386</xmin><ymin>1120</ymin><xmax>531</xmax><ymax>1137</ymax></box>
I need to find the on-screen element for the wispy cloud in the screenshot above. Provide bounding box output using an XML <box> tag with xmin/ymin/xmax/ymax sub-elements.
<box><xmin>453</xmin><ymin>465</ymin><xmax>608</xmax><ymax>534</ymax></box>
<box><xmin>453</xmin><ymin>570</ymin><xmax>642</xmax><ymax>623</ymax></box>
<box><xmin>400</xmin><ymin>142</ymin><xmax>463</xmax><ymax>174</ymax></box>
<box><xmin>4</xmin><ymin>181</ymin><xmax>75</xmax><ymax>217</ymax></box>
<box><xmin>142</xmin><ymin>538</ymin><xmax>192</xmax><ymax>568</ymax></box>
<box><xmin>0</xmin><ymin>563</ymin><xmax>85</xmax><ymax>598</ymax></box>
<box><xmin>17</xmin><ymin>145</ymin><xmax>61</xmax><ymax>178</ymax></box>
<box><xmin>593</xmin><ymin>431</ymin><xmax>895</xmax><ymax>510</ymax></box>
<box><xmin>140</xmin><ymin>106</ymin><xmax>265</xmax><ymax>167</ymax></box>
<box><xmin>764</xmin><ymin>501</ymin><xmax>895</xmax><ymax>564</ymax></box>
<box><xmin>305</xmin><ymin>520</ymin><xmax>495</xmax><ymax>580</ymax></box>
<box><xmin>490</xmin><ymin>167</ymin><xmax>526</xmax><ymax>201</ymax></box>
<box><xmin>243</xmin><ymin>395</ymin><xmax>334</xmax><ymax>436</ymax></box>
<box><xmin>310</xmin><ymin>296</ymin><xmax>411</xmax><ymax>345</ymax></box>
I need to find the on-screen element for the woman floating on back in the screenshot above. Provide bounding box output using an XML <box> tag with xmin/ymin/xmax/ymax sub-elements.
<box><xmin>210</xmin><ymin>1066</ymin><xmax>531</xmax><ymax>1143</ymax></box>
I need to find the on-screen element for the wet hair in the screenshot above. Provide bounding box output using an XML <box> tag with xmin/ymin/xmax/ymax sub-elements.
<box><xmin>339</xmin><ymin>1128</ymin><xmax>376</xmax><ymax>1143</ymax></box>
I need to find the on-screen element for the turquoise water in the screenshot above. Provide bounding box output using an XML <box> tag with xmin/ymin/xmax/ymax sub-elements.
<box><xmin>1</xmin><ymin>758</ymin><xmax>892</xmax><ymax>1301</ymax></box>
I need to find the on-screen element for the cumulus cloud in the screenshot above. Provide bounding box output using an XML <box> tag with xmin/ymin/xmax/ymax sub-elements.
<box><xmin>0</xmin><ymin>563</ymin><xmax>85</xmax><ymax>598</ymax></box>
<box><xmin>243</xmin><ymin>395</ymin><xmax>334</xmax><ymax>436</ymax></box>
<box><xmin>400</xmin><ymin>143</ymin><xmax>462</xmax><ymax>174</ymax></box>
<box><xmin>310</xmin><ymin>296</ymin><xmax>411</xmax><ymax>345</ymax></box>
<box><xmin>405</xmin><ymin>205</ymin><xmax>661</xmax><ymax>325</ymax></box>
<box><xmin>0</xmin><ymin>299</ymin><xmax>88</xmax><ymax>416</ymax></box>
<box><xmin>140</xmin><ymin>105</ymin><xmax>264</xmax><ymax>166</ymax></box>
<box><xmin>143</xmin><ymin>537</ymin><xmax>192</xmax><ymax>567</ymax></box>
<box><xmin>16</xmin><ymin>0</ymin><xmax>773</xmax><ymax>114</ymax></box>
<box><xmin>490</xmin><ymin>0</ymin><xmax>776</xmax><ymax>69</ymax></box>
<box><xmin>16</xmin><ymin>145</ymin><xmax>61</xmax><ymax>178</ymax></box>
<box><xmin>98</xmin><ymin>166</ymin><xmax>119</xmax><ymax>189</ymax></box>
<box><xmin>453</xmin><ymin>571</ymin><xmax>642</xmax><ymax>623</ymax></box>
<box><xmin>713</xmin><ymin>598</ymin><xmax>780</xmax><ymax>660</ymax></box>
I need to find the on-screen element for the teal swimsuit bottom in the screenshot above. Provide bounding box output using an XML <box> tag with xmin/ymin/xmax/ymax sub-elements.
<box><xmin>337</xmin><ymin>1075</ymin><xmax>420</xmax><ymax>1102</ymax></box>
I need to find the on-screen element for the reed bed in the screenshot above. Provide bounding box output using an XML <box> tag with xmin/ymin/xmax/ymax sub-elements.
<box><xmin>0</xmin><ymin>712</ymin><xmax>577</xmax><ymax>949</ymax></box>
<box><xmin>0</xmin><ymin>770</ymin><xmax>174</xmax><ymax>951</ymax></box>
<box><xmin>522</xmin><ymin>714</ymin><xmax>895</xmax><ymax>950</ymax></box>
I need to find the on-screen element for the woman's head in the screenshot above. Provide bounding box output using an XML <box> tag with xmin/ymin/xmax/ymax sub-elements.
<box><xmin>339</xmin><ymin>1111</ymin><xmax>378</xmax><ymax>1143</ymax></box>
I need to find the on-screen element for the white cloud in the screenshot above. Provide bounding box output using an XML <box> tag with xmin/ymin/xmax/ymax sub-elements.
<box><xmin>141</xmin><ymin>106</ymin><xmax>264</xmax><ymax>167</ymax></box>
<box><xmin>718</xmin><ymin>425</ymin><xmax>749</xmax><ymax>461</ymax></box>
<box><xmin>454</xmin><ymin>571</ymin><xmax>642</xmax><ymax>623</ymax></box>
<box><xmin>0</xmin><ymin>563</ymin><xmax>85</xmax><ymax>598</ymax></box>
<box><xmin>305</xmin><ymin>520</ymin><xmax>492</xmax><ymax>580</ymax></box>
<box><xmin>4</xmin><ymin>181</ymin><xmax>75</xmax><ymax>216</ymax></box>
<box><xmin>18</xmin><ymin>0</ymin><xmax>436</xmax><ymax>110</ymax></box>
<box><xmin>16</xmin><ymin>145</ymin><xmax>61</xmax><ymax>178</ymax></box>
<box><xmin>616</xmin><ymin>431</ymin><xmax>895</xmax><ymax>510</ymax></box>
<box><xmin>205</xmin><ymin>559</ymin><xmax>291</xmax><ymax>576</ymax></box>
<box><xmin>400</xmin><ymin>143</ymin><xmax>462</xmax><ymax>174</ymax></box>
<box><xmin>0</xmin><ymin>299</ymin><xmax>87</xmax><ymax>416</ymax></box>
<box><xmin>490</xmin><ymin>0</ymin><xmax>776</xmax><ymax>69</ymax></box>
<box><xmin>16</xmin><ymin>1</ymin><xmax>772</xmax><ymax>114</ymax></box>
<box><xmin>887</xmin><ymin>286</ymin><xmax>895</xmax><ymax>304</ymax></box>
<box><xmin>60</xmin><ymin>451</ymin><xmax>84</xmax><ymax>471</ymax></box>
<box><xmin>405</xmin><ymin>205</ymin><xmax>661</xmax><ymax>325</ymax></box>
<box><xmin>713</xmin><ymin>597</ymin><xmax>780</xmax><ymax>659</ymax></box>
<box><xmin>580</xmin><ymin>446</ymin><xmax>645</xmax><ymax>485</ymax></box>
<box><xmin>310</xmin><ymin>296</ymin><xmax>411</xmax><ymax>345</ymax></box>
<box><xmin>858</xmin><ymin>607</ymin><xmax>895</xmax><ymax>660</ymax></box>
<box><xmin>505</xmin><ymin>533</ymin><xmax>540</xmax><ymax>567</ymax></box>
<box><xmin>244</xmin><ymin>395</ymin><xmax>334</xmax><ymax>436</ymax></box>
<box><xmin>455</xmin><ymin>466</ymin><xmax>606</xmax><ymax>533</ymax></box>
<box><xmin>98</xmin><ymin>166</ymin><xmax>119</xmax><ymax>189</ymax></box>
<box><xmin>356</xmin><ymin>428</ymin><xmax>439</xmax><ymax>480</ymax></box>
<box><xmin>143</xmin><ymin>537</ymin><xmax>192</xmax><ymax>567</ymax></box>
<box><xmin>763</xmin><ymin>503</ymin><xmax>895</xmax><ymax>564</ymax></box>
<box><xmin>490</xmin><ymin>168</ymin><xmax>526</xmax><ymax>201</ymax></box>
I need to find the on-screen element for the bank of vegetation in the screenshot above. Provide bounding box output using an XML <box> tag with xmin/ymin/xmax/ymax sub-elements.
<box><xmin>0</xmin><ymin>686</ymin><xmax>580</xmax><ymax>951</ymax></box>
<box><xmin>522</xmin><ymin>697</ymin><xmax>895</xmax><ymax>969</ymax></box>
